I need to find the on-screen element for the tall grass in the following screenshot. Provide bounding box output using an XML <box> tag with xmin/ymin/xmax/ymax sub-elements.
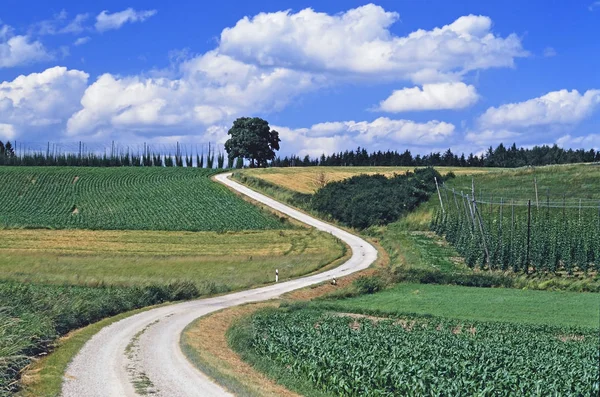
<box><xmin>0</xmin><ymin>281</ymin><xmax>198</xmax><ymax>396</ymax></box>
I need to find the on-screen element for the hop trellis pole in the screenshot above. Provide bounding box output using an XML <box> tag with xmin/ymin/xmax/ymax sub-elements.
<box><xmin>431</xmin><ymin>179</ymin><xmax>600</xmax><ymax>275</ymax></box>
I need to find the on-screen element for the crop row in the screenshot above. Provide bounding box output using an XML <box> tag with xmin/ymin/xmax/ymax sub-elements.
<box><xmin>0</xmin><ymin>167</ymin><xmax>284</xmax><ymax>231</ymax></box>
<box><xmin>431</xmin><ymin>196</ymin><xmax>600</xmax><ymax>274</ymax></box>
<box><xmin>236</xmin><ymin>309</ymin><xmax>598</xmax><ymax>396</ymax></box>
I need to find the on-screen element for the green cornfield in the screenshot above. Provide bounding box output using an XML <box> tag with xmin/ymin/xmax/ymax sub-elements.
<box><xmin>430</xmin><ymin>190</ymin><xmax>600</xmax><ymax>274</ymax></box>
<box><xmin>0</xmin><ymin>167</ymin><xmax>284</xmax><ymax>231</ymax></box>
<box><xmin>233</xmin><ymin>309</ymin><xmax>599</xmax><ymax>396</ymax></box>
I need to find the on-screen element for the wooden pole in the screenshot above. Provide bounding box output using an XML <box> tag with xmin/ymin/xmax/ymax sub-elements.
<box><xmin>534</xmin><ymin>177</ymin><xmax>539</xmax><ymax>209</ymax></box>
<box><xmin>499</xmin><ymin>198</ymin><xmax>504</xmax><ymax>268</ymax></box>
<box><xmin>452</xmin><ymin>188</ymin><xmax>460</xmax><ymax>211</ymax></box>
<box><xmin>471</xmin><ymin>179</ymin><xmax>490</xmax><ymax>266</ymax></box>
<box><xmin>511</xmin><ymin>199</ymin><xmax>515</xmax><ymax>267</ymax></box>
<box><xmin>435</xmin><ymin>177</ymin><xmax>445</xmax><ymax>213</ymax></box>
<box><xmin>526</xmin><ymin>199</ymin><xmax>531</xmax><ymax>274</ymax></box>
<box><xmin>466</xmin><ymin>194</ymin><xmax>476</xmax><ymax>228</ymax></box>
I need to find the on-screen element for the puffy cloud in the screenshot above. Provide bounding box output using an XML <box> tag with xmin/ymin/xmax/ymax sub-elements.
<box><xmin>66</xmin><ymin>51</ymin><xmax>323</xmax><ymax>138</ymax></box>
<box><xmin>0</xmin><ymin>66</ymin><xmax>89</xmax><ymax>139</ymax></box>
<box><xmin>219</xmin><ymin>5</ymin><xmax>526</xmax><ymax>83</ymax></box>
<box><xmin>589</xmin><ymin>2</ymin><xmax>600</xmax><ymax>11</ymax></box>
<box><xmin>74</xmin><ymin>37</ymin><xmax>91</xmax><ymax>46</ymax></box>
<box><xmin>0</xmin><ymin>25</ymin><xmax>51</xmax><ymax>68</ymax></box>
<box><xmin>0</xmin><ymin>124</ymin><xmax>15</xmax><ymax>140</ymax></box>
<box><xmin>479</xmin><ymin>89</ymin><xmax>600</xmax><ymax>128</ymax></box>
<box><xmin>557</xmin><ymin>134</ymin><xmax>600</xmax><ymax>149</ymax></box>
<box><xmin>377</xmin><ymin>82</ymin><xmax>478</xmax><ymax>112</ymax></box>
<box><xmin>95</xmin><ymin>8</ymin><xmax>157</xmax><ymax>32</ymax></box>
<box><xmin>465</xmin><ymin>129</ymin><xmax>521</xmax><ymax>145</ymax></box>
<box><xmin>276</xmin><ymin>117</ymin><xmax>455</xmax><ymax>157</ymax></box>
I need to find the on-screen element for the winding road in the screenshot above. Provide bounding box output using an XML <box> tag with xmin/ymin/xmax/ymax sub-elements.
<box><xmin>62</xmin><ymin>173</ymin><xmax>378</xmax><ymax>397</ymax></box>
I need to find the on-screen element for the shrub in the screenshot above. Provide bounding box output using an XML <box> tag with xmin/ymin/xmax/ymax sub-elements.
<box><xmin>353</xmin><ymin>276</ymin><xmax>384</xmax><ymax>294</ymax></box>
<box><xmin>311</xmin><ymin>168</ymin><xmax>444</xmax><ymax>229</ymax></box>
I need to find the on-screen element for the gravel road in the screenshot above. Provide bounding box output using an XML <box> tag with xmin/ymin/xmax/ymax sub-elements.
<box><xmin>61</xmin><ymin>172</ymin><xmax>378</xmax><ymax>397</ymax></box>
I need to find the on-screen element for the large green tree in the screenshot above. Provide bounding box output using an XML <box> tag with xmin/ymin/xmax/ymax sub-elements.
<box><xmin>224</xmin><ymin>117</ymin><xmax>280</xmax><ymax>167</ymax></box>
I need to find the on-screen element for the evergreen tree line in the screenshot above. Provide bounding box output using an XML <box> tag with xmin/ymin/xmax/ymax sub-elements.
<box><xmin>272</xmin><ymin>143</ymin><xmax>600</xmax><ymax>168</ymax></box>
<box><xmin>0</xmin><ymin>140</ymin><xmax>244</xmax><ymax>168</ymax></box>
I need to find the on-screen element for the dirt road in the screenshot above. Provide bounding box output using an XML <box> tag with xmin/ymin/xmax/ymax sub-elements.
<box><xmin>62</xmin><ymin>173</ymin><xmax>377</xmax><ymax>397</ymax></box>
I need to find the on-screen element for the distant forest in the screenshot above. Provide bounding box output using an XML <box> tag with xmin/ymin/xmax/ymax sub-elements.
<box><xmin>1</xmin><ymin>140</ymin><xmax>599</xmax><ymax>168</ymax></box>
<box><xmin>272</xmin><ymin>143</ymin><xmax>600</xmax><ymax>168</ymax></box>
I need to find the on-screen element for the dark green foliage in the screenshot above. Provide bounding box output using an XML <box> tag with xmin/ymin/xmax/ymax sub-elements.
<box><xmin>233</xmin><ymin>309</ymin><xmax>599</xmax><ymax>396</ymax></box>
<box><xmin>224</xmin><ymin>117</ymin><xmax>280</xmax><ymax>168</ymax></box>
<box><xmin>3</xmin><ymin>142</ymin><xmax>14</xmax><ymax>158</ymax></box>
<box><xmin>272</xmin><ymin>143</ymin><xmax>600</xmax><ymax>167</ymax></box>
<box><xmin>0</xmin><ymin>281</ymin><xmax>199</xmax><ymax>396</ymax></box>
<box><xmin>207</xmin><ymin>143</ymin><xmax>215</xmax><ymax>169</ymax></box>
<box><xmin>235</xmin><ymin>157</ymin><xmax>244</xmax><ymax>169</ymax></box>
<box><xmin>0</xmin><ymin>141</ymin><xmax>223</xmax><ymax>168</ymax></box>
<box><xmin>353</xmin><ymin>276</ymin><xmax>384</xmax><ymax>295</ymax></box>
<box><xmin>217</xmin><ymin>151</ymin><xmax>225</xmax><ymax>169</ymax></box>
<box><xmin>311</xmin><ymin>168</ymin><xmax>443</xmax><ymax>229</ymax></box>
<box><xmin>394</xmin><ymin>268</ymin><xmax>515</xmax><ymax>288</ymax></box>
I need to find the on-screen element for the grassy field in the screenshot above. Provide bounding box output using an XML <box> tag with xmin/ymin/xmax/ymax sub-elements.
<box><xmin>0</xmin><ymin>167</ymin><xmax>283</xmax><ymax>231</ymax></box>
<box><xmin>445</xmin><ymin>163</ymin><xmax>600</xmax><ymax>201</ymax></box>
<box><xmin>318</xmin><ymin>283</ymin><xmax>600</xmax><ymax>328</ymax></box>
<box><xmin>243</xmin><ymin>166</ymin><xmax>493</xmax><ymax>194</ymax></box>
<box><xmin>0</xmin><ymin>228</ymin><xmax>344</xmax><ymax>289</ymax></box>
<box><xmin>0</xmin><ymin>166</ymin><xmax>348</xmax><ymax>396</ymax></box>
<box><xmin>224</xmin><ymin>164</ymin><xmax>600</xmax><ymax>397</ymax></box>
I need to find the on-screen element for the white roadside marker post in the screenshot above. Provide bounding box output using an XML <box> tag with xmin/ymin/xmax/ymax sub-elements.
<box><xmin>275</xmin><ymin>269</ymin><xmax>279</xmax><ymax>283</ymax></box>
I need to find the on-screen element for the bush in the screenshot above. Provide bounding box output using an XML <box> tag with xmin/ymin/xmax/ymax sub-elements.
<box><xmin>311</xmin><ymin>168</ymin><xmax>444</xmax><ymax>229</ymax></box>
<box><xmin>393</xmin><ymin>268</ymin><xmax>515</xmax><ymax>288</ymax></box>
<box><xmin>353</xmin><ymin>276</ymin><xmax>385</xmax><ymax>295</ymax></box>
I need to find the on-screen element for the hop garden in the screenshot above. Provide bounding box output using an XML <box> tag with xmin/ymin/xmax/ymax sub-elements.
<box><xmin>431</xmin><ymin>187</ymin><xmax>600</xmax><ymax>274</ymax></box>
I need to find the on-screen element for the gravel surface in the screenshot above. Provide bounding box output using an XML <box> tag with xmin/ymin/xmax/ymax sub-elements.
<box><xmin>61</xmin><ymin>173</ymin><xmax>378</xmax><ymax>397</ymax></box>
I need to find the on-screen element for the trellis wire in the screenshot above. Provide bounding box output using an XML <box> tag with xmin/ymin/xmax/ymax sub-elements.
<box><xmin>431</xmin><ymin>180</ymin><xmax>600</xmax><ymax>274</ymax></box>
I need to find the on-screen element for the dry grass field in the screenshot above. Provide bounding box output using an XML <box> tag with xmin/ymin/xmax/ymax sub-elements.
<box><xmin>0</xmin><ymin>229</ymin><xmax>345</xmax><ymax>289</ymax></box>
<box><xmin>243</xmin><ymin>166</ymin><xmax>494</xmax><ymax>194</ymax></box>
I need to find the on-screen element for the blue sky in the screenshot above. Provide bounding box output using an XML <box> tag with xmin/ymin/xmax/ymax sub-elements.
<box><xmin>0</xmin><ymin>0</ymin><xmax>599</xmax><ymax>156</ymax></box>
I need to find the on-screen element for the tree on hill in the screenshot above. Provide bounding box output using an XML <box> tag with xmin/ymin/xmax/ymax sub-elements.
<box><xmin>224</xmin><ymin>117</ymin><xmax>280</xmax><ymax>168</ymax></box>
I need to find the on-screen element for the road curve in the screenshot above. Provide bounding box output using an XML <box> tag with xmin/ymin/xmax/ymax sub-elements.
<box><xmin>62</xmin><ymin>173</ymin><xmax>378</xmax><ymax>397</ymax></box>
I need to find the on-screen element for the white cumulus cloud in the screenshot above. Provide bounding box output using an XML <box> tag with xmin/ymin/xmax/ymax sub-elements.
<box><xmin>479</xmin><ymin>89</ymin><xmax>600</xmax><ymax>128</ymax></box>
<box><xmin>0</xmin><ymin>25</ymin><xmax>51</xmax><ymax>68</ymax></box>
<box><xmin>219</xmin><ymin>5</ymin><xmax>527</xmax><ymax>83</ymax></box>
<box><xmin>66</xmin><ymin>51</ymin><xmax>324</xmax><ymax>139</ymax></box>
<box><xmin>0</xmin><ymin>124</ymin><xmax>15</xmax><ymax>140</ymax></box>
<box><xmin>276</xmin><ymin>117</ymin><xmax>455</xmax><ymax>157</ymax></box>
<box><xmin>95</xmin><ymin>8</ymin><xmax>157</xmax><ymax>32</ymax></box>
<box><xmin>377</xmin><ymin>82</ymin><xmax>479</xmax><ymax>112</ymax></box>
<box><xmin>0</xmin><ymin>66</ymin><xmax>89</xmax><ymax>139</ymax></box>
<box><xmin>557</xmin><ymin>134</ymin><xmax>600</xmax><ymax>149</ymax></box>
<box><xmin>465</xmin><ymin>129</ymin><xmax>521</xmax><ymax>145</ymax></box>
